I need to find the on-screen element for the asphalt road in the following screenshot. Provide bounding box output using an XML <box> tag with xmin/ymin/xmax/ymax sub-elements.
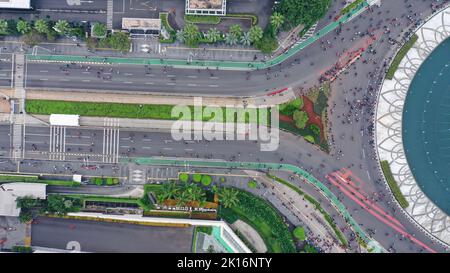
<box><xmin>31</xmin><ymin>216</ymin><xmax>194</xmax><ymax>253</ymax></box>
<box><xmin>1</xmin><ymin>0</ymin><xmax>449</xmax><ymax>253</ymax></box>
<box><xmin>18</xmin><ymin>2</ymin><xmax>381</xmax><ymax>95</ymax></box>
<box><xmin>2</xmin><ymin>119</ymin><xmax>448</xmax><ymax>252</ymax></box>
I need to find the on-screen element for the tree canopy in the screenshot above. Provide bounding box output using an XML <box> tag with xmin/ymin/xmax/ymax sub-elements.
<box><xmin>293</xmin><ymin>110</ymin><xmax>309</xmax><ymax>129</ymax></box>
<box><xmin>275</xmin><ymin>0</ymin><xmax>331</xmax><ymax>30</ymax></box>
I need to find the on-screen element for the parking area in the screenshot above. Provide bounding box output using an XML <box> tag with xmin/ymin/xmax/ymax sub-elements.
<box><xmin>31</xmin><ymin>216</ymin><xmax>194</xmax><ymax>253</ymax></box>
<box><xmin>0</xmin><ymin>216</ymin><xmax>27</xmax><ymax>250</ymax></box>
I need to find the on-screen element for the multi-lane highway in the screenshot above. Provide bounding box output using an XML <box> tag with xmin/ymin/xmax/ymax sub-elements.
<box><xmin>0</xmin><ymin>0</ymin><xmax>449</xmax><ymax>253</ymax></box>
<box><xmin>1</xmin><ymin>119</ymin><xmax>448</xmax><ymax>253</ymax></box>
<box><xmin>16</xmin><ymin>2</ymin><xmax>386</xmax><ymax>95</ymax></box>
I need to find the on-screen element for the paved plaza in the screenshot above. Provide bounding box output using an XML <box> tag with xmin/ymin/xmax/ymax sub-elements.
<box><xmin>376</xmin><ymin>7</ymin><xmax>450</xmax><ymax>246</ymax></box>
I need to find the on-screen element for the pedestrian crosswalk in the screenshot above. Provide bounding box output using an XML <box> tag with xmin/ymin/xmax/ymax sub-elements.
<box><xmin>49</xmin><ymin>125</ymin><xmax>66</xmax><ymax>160</ymax></box>
<box><xmin>12</xmin><ymin>122</ymin><xmax>23</xmax><ymax>160</ymax></box>
<box><xmin>129</xmin><ymin>168</ymin><xmax>146</xmax><ymax>184</ymax></box>
<box><xmin>126</xmin><ymin>166</ymin><xmax>178</xmax><ymax>185</ymax></box>
<box><xmin>102</xmin><ymin>118</ymin><xmax>120</xmax><ymax>163</ymax></box>
<box><xmin>294</xmin><ymin>23</ymin><xmax>318</xmax><ymax>47</ymax></box>
<box><xmin>106</xmin><ymin>0</ymin><xmax>113</xmax><ymax>30</ymax></box>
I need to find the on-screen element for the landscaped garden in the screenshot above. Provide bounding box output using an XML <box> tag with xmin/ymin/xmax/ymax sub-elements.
<box><xmin>279</xmin><ymin>83</ymin><xmax>331</xmax><ymax>152</ymax></box>
<box><xmin>218</xmin><ymin>187</ymin><xmax>296</xmax><ymax>253</ymax></box>
<box><xmin>90</xmin><ymin>176</ymin><xmax>120</xmax><ymax>186</ymax></box>
<box><xmin>0</xmin><ymin>17</ymin><xmax>86</xmax><ymax>46</ymax></box>
<box><xmin>16</xmin><ymin>194</ymin><xmax>83</xmax><ymax>222</ymax></box>
<box><xmin>26</xmin><ymin>99</ymin><xmax>270</xmax><ymax>124</ymax></box>
<box><xmin>158</xmin><ymin>0</ymin><xmax>331</xmax><ymax>54</ymax></box>
<box><xmin>0</xmin><ymin>17</ymin><xmax>131</xmax><ymax>53</ymax></box>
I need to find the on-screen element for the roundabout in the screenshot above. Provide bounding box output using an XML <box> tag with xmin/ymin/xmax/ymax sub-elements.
<box><xmin>376</xmin><ymin>6</ymin><xmax>450</xmax><ymax>246</ymax></box>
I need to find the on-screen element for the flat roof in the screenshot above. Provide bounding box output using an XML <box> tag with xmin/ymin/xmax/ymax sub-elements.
<box><xmin>187</xmin><ymin>0</ymin><xmax>225</xmax><ymax>10</ymax></box>
<box><xmin>122</xmin><ymin>18</ymin><xmax>161</xmax><ymax>30</ymax></box>
<box><xmin>49</xmin><ymin>114</ymin><xmax>80</xmax><ymax>127</ymax></box>
<box><xmin>0</xmin><ymin>183</ymin><xmax>46</xmax><ymax>217</ymax></box>
<box><xmin>0</xmin><ymin>0</ymin><xmax>31</xmax><ymax>9</ymax></box>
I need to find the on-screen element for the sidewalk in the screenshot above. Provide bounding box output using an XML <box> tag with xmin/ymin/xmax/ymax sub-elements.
<box><xmin>25</xmin><ymin>87</ymin><xmax>297</xmax><ymax>107</ymax></box>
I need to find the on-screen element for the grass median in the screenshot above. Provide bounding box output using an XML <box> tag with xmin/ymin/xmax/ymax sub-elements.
<box><xmin>0</xmin><ymin>174</ymin><xmax>80</xmax><ymax>187</ymax></box>
<box><xmin>26</xmin><ymin>99</ymin><xmax>270</xmax><ymax>124</ymax></box>
<box><xmin>380</xmin><ymin>160</ymin><xmax>409</xmax><ymax>209</ymax></box>
<box><xmin>386</xmin><ymin>34</ymin><xmax>418</xmax><ymax>80</ymax></box>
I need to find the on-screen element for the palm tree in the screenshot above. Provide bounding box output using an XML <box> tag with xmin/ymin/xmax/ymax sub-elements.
<box><xmin>0</xmin><ymin>20</ymin><xmax>8</xmax><ymax>35</ymax></box>
<box><xmin>16</xmin><ymin>20</ymin><xmax>31</xmax><ymax>34</ymax></box>
<box><xmin>205</xmin><ymin>28</ymin><xmax>221</xmax><ymax>43</ymax></box>
<box><xmin>248</xmin><ymin>25</ymin><xmax>263</xmax><ymax>43</ymax></box>
<box><xmin>183</xmin><ymin>23</ymin><xmax>200</xmax><ymax>46</ymax></box>
<box><xmin>54</xmin><ymin>19</ymin><xmax>70</xmax><ymax>34</ymax></box>
<box><xmin>240</xmin><ymin>32</ymin><xmax>251</xmax><ymax>46</ymax></box>
<box><xmin>176</xmin><ymin>191</ymin><xmax>191</xmax><ymax>207</ymax></box>
<box><xmin>158</xmin><ymin>182</ymin><xmax>179</xmax><ymax>203</ymax></box>
<box><xmin>224</xmin><ymin>33</ymin><xmax>238</xmax><ymax>46</ymax></box>
<box><xmin>175</xmin><ymin>29</ymin><xmax>185</xmax><ymax>43</ymax></box>
<box><xmin>228</xmin><ymin>24</ymin><xmax>242</xmax><ymax>39</ymax></box>
<box><xmin>185</xmin><ymin>183</ymin><xmax>205</xmax><ymax>202</ymax></box>
<box><xmin>218</xmin><ymin>188</ymin><xmax>239</xmax><ymax>208</ymax></box>
<box><xmin>270</xmin><ymin>12</ymin><xmax>285</xmax><ymax>31</ymax></box>
<box><xmin>34</xmin><ymin>19</ymin><xmax>49</xmax><ymax>34</ymax></box>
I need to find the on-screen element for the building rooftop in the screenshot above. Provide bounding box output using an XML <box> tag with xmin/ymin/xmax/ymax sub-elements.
<box><xmin>187</xmin><ymin>0</ymin><xmax>225</xmax><ymax>10</ymax></box>
<box><xmin>0</xmin><ymin>183</ymin><xmax>46</xmax><ymax>217</ymax></box>
<box><xmin>0</xmin><ymin>0</ymin><xmax>31</xmax><ymax>9</ymax></box>
<box><xmin>122</xmin><ymin>18</ymin><xmax>161</xmax><ymax>31</ymax></box>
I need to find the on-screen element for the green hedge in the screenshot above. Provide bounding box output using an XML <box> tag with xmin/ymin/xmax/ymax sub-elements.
<box><xmin>26</xmin><ymin>99</ymin><xmax>268</xmax><ymax>124</ymax></box>
<box><xmin>386</xmin><ymin>34</ymin><xmax>418</xmax><ymax>80</ymax></box>
<box><xmin>293</xmin><ymin>226</ymin><xmax>306</xmax><ymax>241</ymax></box>
<box><xmin>218</xmin><ymin>188</ymin><xmax>296</xmax><ymax>253</ymax></box>
<box><xmin>37</xmin><ymin>180</ymin><xmax>81</xmax><ymax>187</ymax></box>
<box><xmin>0</xmin><ymin>175</ymin><xmax>38</xmax><ymax>182</ymax></box>
<box><xmin>185</xmin><ymin>15</ymin><xmax>221</xmax><ymax>24</ymax></box>
<box><xmin>196</xmin><ymin>226</ymin><xmax>213</xmax><ymax>235</ymax></box>
<box><xmin>91</xmin><ymin>177</ymin><xmax>119</xmax><ymax>186</ymax></box>
<box><xmin>380</xmin><ymin>161</ymin><xmax>409</xmax><ymax>208</ymax></box>
<box><xmin>11</xmin><ymin>246</ymin><xmax>33</xmax><ymax>253</ymax></box>
<box><xmin>247</xmin><ymin>180</ymin><xmax>257</xmax><ymax>189</ymax></box>
<box><xmin>224</xmin><ymin>13</ymin><xmax>258</xmax><ymax>26</ymax></box>
<box><xmin>160</xmin><ymin>12</ymin><xmax>176</xmax><ymax>43</ymax></box>
<box><xmin>340</xmin><ymin>0</ymin><xmax>365</xmax><ymax>15</ymax></box>
<box><xmin>0</xmin><ymin>175</ymin><xmax>80</xmax><ymax>187</ymax></box>
<box><xmin>278</xmin><ymin>97</ymin><xmax>304</xmax><ymax>116</ymax></box>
